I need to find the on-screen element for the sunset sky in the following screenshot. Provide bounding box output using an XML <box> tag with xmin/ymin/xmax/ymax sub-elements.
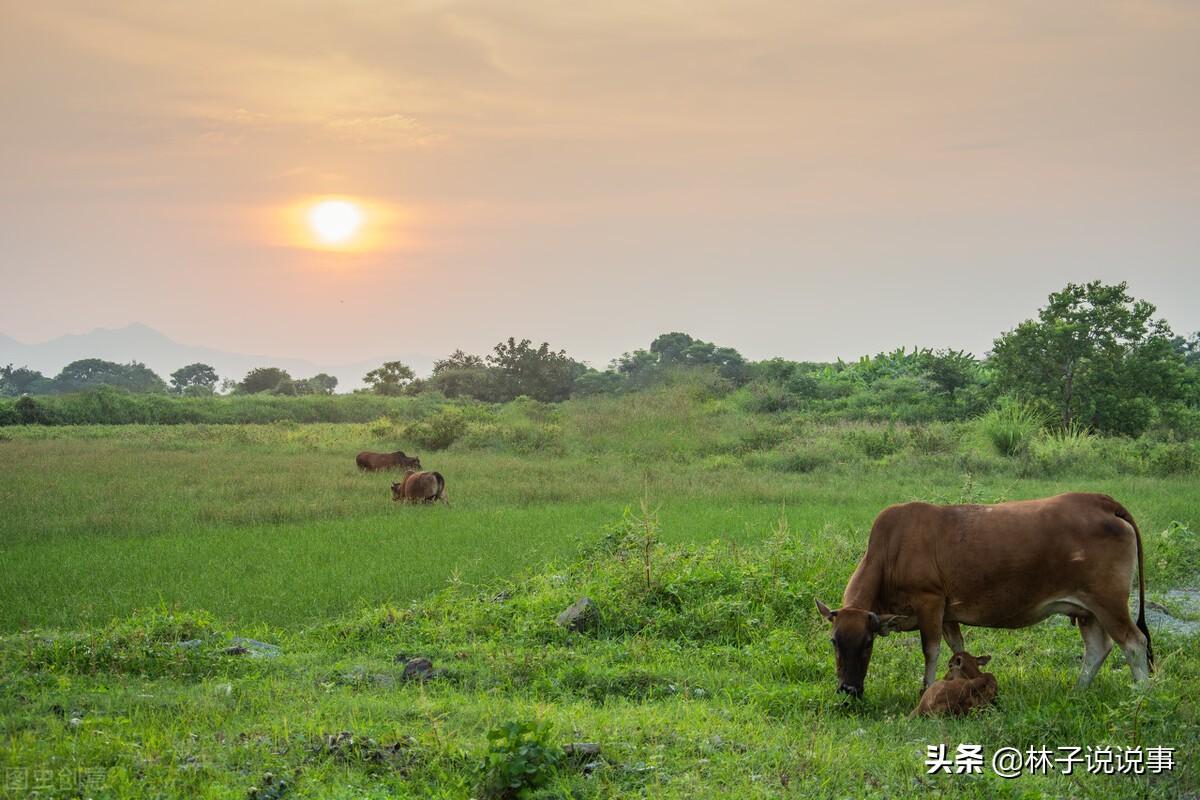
<box><xmin>2</xmin><ymin>1</ymin><xmax>1197</xmax><ymax>369</ymax></box>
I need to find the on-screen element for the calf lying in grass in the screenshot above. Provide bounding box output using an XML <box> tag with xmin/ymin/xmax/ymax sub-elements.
<box><xmin>909</xmin><ymin>651</ymin><xmax>997</xmax><ymax>718</ymax></box>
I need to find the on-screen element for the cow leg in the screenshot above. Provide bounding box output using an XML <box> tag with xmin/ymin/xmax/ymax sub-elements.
<box><xmin>942</xmin><ymin>622</ymin><xmax>965</xmax><ymax>654</ymax></box>
<box><xmin>1076</xmin><ymin>613</ymin><xmax>1113</xmax><ymax>689</ymax></box>
<box><xmin>1087</xmin><ymin>600</ymin><xmax>1150</xmax><ymax>684</ymax></box>
<box><xmin>916</xmin><ymin>601</ymin><xmax>945</xmax><ymax>690</ymax></box>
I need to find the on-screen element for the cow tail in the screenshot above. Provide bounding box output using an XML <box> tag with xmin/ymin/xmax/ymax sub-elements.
<box><xmin>1115</xmin><ymin>503</ymin><xmax>1153</xmax><ymax>670</ymax></box>
<box><xmin>433</xmin><ymin>472</ymin><xmax>446</xmax><ymax>501</ymax></box>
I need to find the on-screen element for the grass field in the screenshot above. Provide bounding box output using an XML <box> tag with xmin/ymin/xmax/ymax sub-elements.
<box><xmin>1</xmin><ymin>391</ymin><xmax>1198</xmax><ymax>798</ymax></box>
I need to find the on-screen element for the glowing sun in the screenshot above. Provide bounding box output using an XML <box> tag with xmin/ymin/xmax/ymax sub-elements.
<box><xmin>307</xmin><ymin>199</ymin><xmax>364</xmax><ymax>245</ymax></box>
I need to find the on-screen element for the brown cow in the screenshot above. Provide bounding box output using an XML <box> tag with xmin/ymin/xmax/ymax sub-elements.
<box><xmin>356</xmin><ymin>451</ymin><xmax>421</xmax><ymax>471</ymax></box>
<box><xmin>391</xmin><ymin>470</ymin><xmax>449</xmax><ymax>505</ymax></box>
<box><xmin>909</xmin><ymin>651</ymin><xmax>997</xmax><ymax>718</ymax></box>
<box><xmin>816</xmin><ymin>492</ymin><xmax>1151</xmax><ymax>697</ymax></box>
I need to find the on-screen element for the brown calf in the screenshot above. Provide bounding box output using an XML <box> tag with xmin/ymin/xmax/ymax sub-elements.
<box><xmin>909</xmin><ymin>652</ymin><xmax>997</xmax><ymax>718</ymax></box>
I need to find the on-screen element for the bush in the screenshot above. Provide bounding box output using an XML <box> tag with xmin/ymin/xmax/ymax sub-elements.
<box><xmin>846</xmin><ymin>423</ymin><xmax>906</xmax><ymax>459</ymax></box>
<box><xmin>976</xmin><ymin>402</ymin><xmax>1045</xmax><ymax>457</ymax></box>
<box><xmin>406</xmin><ymin>408</ymin><xmax>468</xmax><ymax>450</ymax></box>
<box><xmin>1149</xmin><ymin>442</ymin><xmax>1199</xmax><ymax>476</ymax></box>
<box><xmin>737</xmin><ymin>382</ymin><xmax>801</xmax><ymax>413</ymax></box>
<box><xmin>477</xmin><ymin>721</ymin><xmax>562</xmax><ymax>800</ymax></box>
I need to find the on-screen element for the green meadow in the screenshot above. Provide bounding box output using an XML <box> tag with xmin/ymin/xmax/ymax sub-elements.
<box><xmin>1</xmin><ymin>386</ymin><xmax>1198</xmax><ymax>798</ymax></box>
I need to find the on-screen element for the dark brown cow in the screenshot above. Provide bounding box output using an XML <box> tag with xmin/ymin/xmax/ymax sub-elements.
<box><xmin>909</xmin><ymin>651</ymin><xmax>997</xmax><ymax>718</ymax></box>
<box><xmin>391</xmin><ymin>470</ymin><xmax>448</xmax><ymax>505</ymax></box>
<box><xmin>356</xmin><ymin>450</ymin><xmax>421</xmax><ymax>471</ymax></box>
<box><xmin>816</xmin><ymin>492</ymin><xmax>1152</xmax><ymax>697</ymax></box>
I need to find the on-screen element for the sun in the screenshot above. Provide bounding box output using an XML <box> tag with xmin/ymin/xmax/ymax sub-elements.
<box><xmin>307</xmin><ymin>199</ymin><xmax>364</xmax><ymax>245</ymax></box>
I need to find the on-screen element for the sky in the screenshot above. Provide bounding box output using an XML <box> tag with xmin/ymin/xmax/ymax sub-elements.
<box><xmin>2</xmin><ymin>1</ymin><xmax>1198</xmax><ymax>370</ymax></box>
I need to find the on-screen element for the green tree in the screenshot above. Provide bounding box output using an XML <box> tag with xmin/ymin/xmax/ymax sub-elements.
<box><xmin>169</xmin><ymin>363</ymin><xmax>219</xmax><ymax>396</ymax></box>
<box><xmin>305</xmin><ymin>373</ymin><xmax>339</xmax><ymax>395</ymax></box>
<box><xmin>921</xmin><ymin>349</ymin><xmax>980</xmax><ymax>399</ymax></box>
<box><xmin>990</xmin><ymin>281</ymin><xmax>1186</xmax><ymax>433</ymax></box>
<box><xmin>363</xmin><ymin>361</ymin><xmax>415</xmax><ymax>396</ymax></box>
<box><xmin>432</xmin><ymin>350</ymin><xmax>485</xmax><ymax>374</ymax></box>
<box><xmin>238</xmin><ymin>367</ymin><xmax>292</xmax><ymax>394</ymax></box>
<box><xmin>0</xmin><ymin>364</ymin><xmax>53</xmax><ymax>396</ymax></box>
<box><xmin>54</xmin><ymin>359</ymin><xmax>167</xmax><ymax>394</ymax></box>
<box><xmin>486</xmin><ymin>338</ymin><xmax>581</xmax><ymax>402</ymax></box>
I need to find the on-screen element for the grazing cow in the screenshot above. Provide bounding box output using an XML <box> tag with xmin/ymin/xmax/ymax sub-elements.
<box><xmin>356</xmin><ymin>450</ymin><xmax>421</xmax><ymax>471</ymax></box>
<box><xmin>816</xmin><ymin>492</ymin><xmax>1151</xmax><ymax>697</ymax></box>
<box><xmin>391</xmin><ymin>470</ymin><xmax>449</xmax><ymax>505</ymax></box>
<box><xmin>909</xmin><ymin>651</ymin><xmax>997</xmax><ymax>718</ymax></box>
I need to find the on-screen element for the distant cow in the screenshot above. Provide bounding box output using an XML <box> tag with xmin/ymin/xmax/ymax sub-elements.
<box><xmin>909</xmin><ymin>651</ymin><xmax>997</xmax><ymax>718</ymax></box>
<box><xmin>816</xmin><ymin>492</ymin><xmax>1152</xmax><ymax>697</ymax></box>
<box><xmin>391</xmin><ymin>471</ymin><xmax>449</xmax><ymax>505</ymax></box>
<box><xmin>356</xmin><ymin>450</ymin><xmax>421</xmax><ymax>471</ymax></box>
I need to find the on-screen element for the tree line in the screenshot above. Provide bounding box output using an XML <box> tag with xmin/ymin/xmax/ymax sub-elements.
<box><xmin>3</xmin><ymin>281</ymin><xmax>1198</xmax><ymax>436</ymax></box>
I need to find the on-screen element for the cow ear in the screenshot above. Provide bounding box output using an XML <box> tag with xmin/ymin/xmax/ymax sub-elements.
<box><xmin>976</xmin><ymin>655</ymin><xmax>991</xmax><ymax>666</ymax></box>
<box><xmin>815</xmin><ymin>599</ymin><xmax>837</xmax><ymax>621</ymax></box>
<box><xmin>875</xmin><ymin>614</ymin><xmax>902</xmax><ymax>636</ymax></box>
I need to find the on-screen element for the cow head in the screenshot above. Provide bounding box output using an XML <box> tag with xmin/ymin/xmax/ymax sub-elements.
<box><xmin>945</xmin><ymin>651</ymin><xmax>991</xmax><ymax>680</ymax></box>
<box><xmin>816</xmin><ymin>599</ymin><xmax>901</xmax><ymax>697</ymax></box>
<box><xmin>396</xmin><ymin>452</ymin><xmax>422</xmax><ymax>470</ymax></box>
<box><xmin>391</xmin><ymin>482</ymin><xmax>404</xmax><ymax>501</ymax></box>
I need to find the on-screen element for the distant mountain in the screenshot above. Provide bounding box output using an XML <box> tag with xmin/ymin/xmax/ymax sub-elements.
<box><xmin>0</xmin><ymin>323</ymin><xmax>433</xmax><ymax>391</ymax></box>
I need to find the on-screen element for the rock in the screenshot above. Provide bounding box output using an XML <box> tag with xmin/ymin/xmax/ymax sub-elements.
<box><xmin>401</xmin><ymin>657</ymin><xmax>437</xmax><ymax>682</ymax></box>
<box><xmin>493</xmin><ymin>590</ymin><xmax>512</xmax><ymax>603</ymax></box>
<box><xmin>556</xmin><ymin>597</ymin><xmax>600</xmax><ymax>633</ymax></box>
<box><xmin>174</xmin><ymin>639</ymin><xmax>203</xmax><ymax>650</ymax></box>
<box><xmin>225</xmin><ymin>638</ymin><xmax>282</xmax><ymax>658</ymax></box>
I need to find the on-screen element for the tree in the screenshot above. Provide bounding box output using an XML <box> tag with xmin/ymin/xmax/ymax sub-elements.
<box><xmin>432</xmin><ymin>350</ymin><xmax>485</xmax><ymax>375</ymax></box>
<box><xmin>170</xmin><ymin>363</ymin><xmax>219</xmax><ymax>396</ymax></box>
<box><xmin>428</xmin><ymin>365</ymin><xmax>496</xmax><ymax>400</ymax></box>
<box><xmin>0</xmin><ymin>364</ymin><xmax>53</xmax><ymax>396</ymax></box>
<box><xmin>238</xmin><ymin>367</ymin><xmax>292</xmax><ymax>394</ymax></box>
<box><xmin>990</xmin><ymin>281</ymin><xmax>1186</xmax><ymax>433</ymax></box>
<box><xmin>53</xmin><ymin>359</ymin><xmax>167</xmax><ymax>394</ymax></box>
<box><xmin>1174</xmin><ymin>333</ymin><xmax>1200</xmax><ymax>368</ymax></box>
<box><xmin>363</xmin><ymin>361</ymin><xmax>415</xmax><ymax>395</ymax></box>
<box><xmin>921</xmin><ymin>349</ymin><xmax>979</xmax><ymax>399</ymax></box>
<box><xmin>486</xmin><ymin>338</ymin><xmax>581</xmax><ymax>402</ymax></box>
<box><xmin>305</xmin><ymin>373</ymin><xmax>338</xmax><ymax>395</ymax></box>
<box><xmin>616</xmin><ymin>332</ymin><xmax>751</xmax><ymax>386</ymax></box>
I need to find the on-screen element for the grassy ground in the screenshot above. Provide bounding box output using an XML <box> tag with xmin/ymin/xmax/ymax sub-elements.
<box><xmin>1</xmin><ymin>395</ymin><xmax>1197</xmax><ymax>797</ymax></box>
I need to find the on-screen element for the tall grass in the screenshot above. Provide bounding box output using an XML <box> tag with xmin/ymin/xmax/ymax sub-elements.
<box><xmin>975</xmin><ymin>402</ymin><xmax>1046</xmax><ymax>456</ymax></box>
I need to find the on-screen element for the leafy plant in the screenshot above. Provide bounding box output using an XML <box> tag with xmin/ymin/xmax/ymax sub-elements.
<box><xmin>477</xmin><ymin>721</ymin><xmax>562</xmax><ymax>799</ymax></box>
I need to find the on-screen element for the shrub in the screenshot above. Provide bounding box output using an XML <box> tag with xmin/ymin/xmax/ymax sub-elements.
<box><xmin>737</xmin><ymin>382</ymin><xmax>800</xmax><ymax>413</ymax></box>
<box><xmin>846</xmin><ymin>423</ymin><xmax>906</xmax><ymax>459</ymax></box>
<box><xmin>405</xmin><ymin>408</ymin><xmax>467</xmax><ymax>450</ymax></box>
<box><xmin>909</xmin><ymin>423</ymin><xmax>960</xmax><ymax>455</ymax></box>
<box><xmin>1149</xmin><ymin>442</ymin><xmax>1199</xmax><ymax>476</ymax></box>
<box><xmin>477</xmin><ymin>721</ymin><xmax>562</xmax><ymax>800</ymax></box>
<box><xmin>976</xmin><ymin>402</ymin><xmax>1045</xmax><ymax>457</ymax></box>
